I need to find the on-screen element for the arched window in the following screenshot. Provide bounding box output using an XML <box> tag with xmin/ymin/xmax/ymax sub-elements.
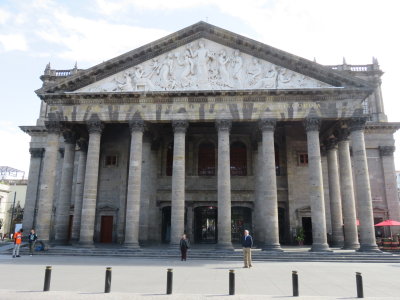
<box><xmin>230</xmin><ymin>141</ymin><xmax>247</xmax><ymax>176</ymax></box>
<box><xmin>166</xmin><ymin>142</ymin><xmax>173</xmax><ymax>176</ymax></box>
<box><xmin>198</xmin><ymin>142</ymin><xmax>216</xmax><ymax>176</ymax></box>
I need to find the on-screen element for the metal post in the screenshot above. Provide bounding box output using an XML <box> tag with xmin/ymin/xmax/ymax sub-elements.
<box><xmin>356</xmin><ymin>272</ymin><xmax>364</xmax><ymax>298</ymax></box>
<box><xmin>9</xmin><ymin>191</ymin><xmax>16</xmax><ymax>235</ymax></box>
<box><xmin>43</xmin><ymin>266</ymin><xmax>52</xmax><ymax>291</ymax></box>
<box><xmin>229</xmin><ymin>269</ymin><xmax>235</xmax><ymax>295</ymax></box>
<box><xmin>105</xmin><ymin>267</ymin><xmax>112</xmax><ymax>293</ymax></box>
<box><xmin>292</xmin><ymin>270</ymin><xmax>299</xmax><ymax>297</ymax></box>
<box><xmin>166</xmin><ymin>268</ymin><xmax>173</xmax><ymax>294</ymax></box>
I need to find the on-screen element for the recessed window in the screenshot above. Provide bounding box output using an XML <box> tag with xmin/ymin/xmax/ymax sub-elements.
<box><xmin>298</xmin><ymin>153</ymin><xmax>308</xmax><ymax>166</ymax></box>
<box><xmin>198</xmin><ymin>142</ymin><xmax>216</xmax><ymax>176</ymax></box>
<box><xmin>230</xmin><ymin>142</ymin><xmax>247</xmax><ymax>176</ymax></box>
<box><xmin>105</xmin><ymin>155</ymin><xmax>118</xmax><ymax>167</ymax></box>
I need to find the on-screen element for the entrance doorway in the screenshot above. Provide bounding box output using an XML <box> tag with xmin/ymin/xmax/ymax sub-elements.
<box><xmin>194</xmin><ymin>206</ymin><xmax>217</xmax><ymax>243</ymax></box>
<box><xmin>302</xmin><ymin>217</ymin><xmax>313</xmax><ymax>245</ymax></box>
<box><xmin>161</xmin><ymin>206</ymin><xmax>171</xmax><ymax>243</ymax></box>
<box><xmin>100</xmin><ymin>216</ymin><xmax>113</xmax><ymax>243</ymax></box>
<box><xmin>231</xmin><ymin>207</ymin><xmax>252</xmax><ymax>243</ymax></box>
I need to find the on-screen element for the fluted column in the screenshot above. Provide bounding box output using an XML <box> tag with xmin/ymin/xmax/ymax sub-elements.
<box><xmin>325</xmin><ymin>138</ymin><xmax>344</xmax><ymax>247</ymax></box>
<box><xmin>337</xmin><ymin>129</ymin><xmax>359</xmax><ymax>249</ymax></box>
<box><xmin>139</xmin><ymin>133</ymin><xmax>152</xmax><ymax>243</ymax></box>
<box><xmin>349</xmin><ymin>117</ymin><xmax>379</xmax><ymax>252</ymax></box>
<box><xmin>259</xmin><ymin>119</ymin><xmax>282</xmax><ymax>251</ymax></box>
<box><xmin>35</xmin><ymin>121</ymin><xmax>61</xmax><ymax>243</ymax></box>
<box><xmin>55</xmin><ymin>130</ymin><xmax>76</xmax><ymax>243</ymax></box>
<box><xmin>170</xmin><ymin>120</ymin><xmax>188</xmax><ymax>246</ymax></box>
<box><xmin>79</xmin><ymin>120</ymin><xmax>103</xmax><ymax>247</ymax></box>
<box><xmin>22</xmin><ymin>148</ymin><xmax>44</xmax><ymax>232</ymax></box>
<box><xmin>216</xmin><ymin>119</ymin><xmax>233</xmax><ymax>249</ymax></box>
<box><xmin>379</xmin><ymin>146</ymin><xmax>400</xmax><ymax>223</ymax></box>
<box><xmin>124</xmin><ymin>120</ymin><xmax>145</xmax><ymax>248</ymax></box>
<box><xmin>304</xmin><ymin>118</ymin><xmax>330</xmax><ymax>252</ymax></box>
<box><xmin>70</xmin><ymin>140</ymin><xmax>87</xmax><ymax>243</ymax></box>
<box><xmin>253</xmin><ymin>140</ymin><xmax>264</xmax><ymax>244</ymax></box>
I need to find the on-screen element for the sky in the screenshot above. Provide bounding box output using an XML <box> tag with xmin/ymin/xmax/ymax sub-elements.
<box><xmin>1</xmin><ymin>0</ymin><xmax>400</xmax><ymax>177</ymax></box>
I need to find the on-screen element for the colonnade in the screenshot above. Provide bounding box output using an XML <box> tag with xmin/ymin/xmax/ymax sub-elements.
<box><xmin>23</xmin><ymin>117</ymin><xmax>384</xmax><ymax>252</ymax></box>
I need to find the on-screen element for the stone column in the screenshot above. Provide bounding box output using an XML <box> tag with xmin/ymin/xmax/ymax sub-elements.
<box><xmin>139</xmin><ymin>133</ymin><xmax>152</xmax><ymax>244</ymax></box>
<box><xmin>55</xmin><ymin>130</ymin><xmax>76</xmax><ymax>244</ymax></box>
<box><xmin>379</xmin><ymin>146</ymin><xmax>400</xmax><ymax>224</ymax></box>
<box><xmin>337</xmin><ymin>129</ymin><xmax>359</xmax><ymax>249</ymax></box>
<box><xmin>124</xmin><ymin>120</ymin><xmax>145</xmax><ymax>248</ymax></box>
<box><xmin>216</xmin><ymin>119</ymin><xmax>233</xmax><ymax>249</ymax></box>
<box><xmin>35</xmin><ymin>121</ymin><xmax>61</xmax><ymax>243</ymax></box>
<box><xmin>325</xmin><ymin>138</ymin><xmax>344</xmax><ymax>247</ymax></box>
<box><xmin>259</xmin><ymin>119</ymin><xmax>282</xmax><ymax>251</ymax></box>
<box><xmin>70</xmin><ymin>140</ymin><xmax>87</xmax><ymax>243</ymax></box>
<box><xmin>79</xmin><ymin>120</ymin><xmax>103</xmax><ymax>247</ymax></box>
<box><xmin>186</xmin><ymin>205</ymin><xmax>194</xmax><ymax>240</ymax></box>
<box><xmin>22</xmin><ymin>148</ymin><xmax>44</xmax><ymax>232</ymax></box>
<box><xmin>253</xmin><ymin>141</ymin><xmax>264</xmax><ymax>244</ymax></box>
<box><xmin>304</xmin><ymin>118</ymin><xmax>330</xmax><ymax>252</ymax></box>
<box><xmin>349</xmin><ymin>117</ymin><xmax>379</xmax><ymax>252</ymax></box>
<box><xmin>170</xmin><ymin>120</ymin><xmax>188</xmax><ymax>246</ymax></box>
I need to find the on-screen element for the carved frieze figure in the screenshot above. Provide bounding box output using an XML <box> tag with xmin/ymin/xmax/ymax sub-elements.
<box><xmin>77</xmin><ymin>38</ymin><xmax>332</xmax><ymax>93</ymax></box>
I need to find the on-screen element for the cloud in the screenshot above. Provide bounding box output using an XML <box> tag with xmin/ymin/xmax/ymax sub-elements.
<box><xmin>0</xmin><ymin>8</ymin><xmax>11</xmax><ymax>24</ymax></box>
<box><xmin>0</xmin><ymin>34</ymin><xmax>28</xmax><ymax>51</ymax></box>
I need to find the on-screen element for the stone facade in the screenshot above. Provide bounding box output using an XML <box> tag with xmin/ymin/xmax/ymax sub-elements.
<box><xmin>20</xmin><ymin>22</ymin><xmax>400</xmax><ymax>251</ymax></box>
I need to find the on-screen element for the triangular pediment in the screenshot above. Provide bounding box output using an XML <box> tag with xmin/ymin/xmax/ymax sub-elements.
<box><xmin>38</xmin><ymin>22</ymin><xmax>373</xmax><ymax>94</ymax></box>
<box><xmin>75</xmin><ymin>38</ymin><xmax>332</xmax><ymax>93</ymax></box>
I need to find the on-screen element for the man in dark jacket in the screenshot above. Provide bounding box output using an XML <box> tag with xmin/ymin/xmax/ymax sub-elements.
<box><xmin>242</xmin><ymin>230</ymin><xmax>253</xmax><ymax>268</ymax></box>
<box><xmin>28</xmin><ymin>229</ymin><xmax>38</xmax><ymax>256</ymax></box>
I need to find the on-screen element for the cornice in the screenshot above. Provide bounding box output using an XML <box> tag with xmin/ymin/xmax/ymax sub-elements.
<box><xmin>364</xmin><ymin>122</ymin><xmax>400</xmax><ymax>134</ymax></box>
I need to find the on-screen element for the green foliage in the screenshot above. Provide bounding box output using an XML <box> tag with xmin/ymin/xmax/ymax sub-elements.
<box><xmin>295</xmin><ymin>227</ymin><xmax>305</xmax><ymax>242</ymax></box>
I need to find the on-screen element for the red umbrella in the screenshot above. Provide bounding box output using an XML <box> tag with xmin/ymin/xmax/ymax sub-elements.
<box><xmin>374</xmin><ymin>219</ymin><xmax>400</xmax><ymax>237</ymax></box>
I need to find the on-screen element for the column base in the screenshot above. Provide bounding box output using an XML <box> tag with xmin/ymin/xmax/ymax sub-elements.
<box><xmin>310</xmin><ymin>243</ymin><xmax>332</xmax><ymax>252</ymax></box>
<box><xmin>357</xmin><ymin>244</ymin><xmax>381</xmax><ymax>253</ymax></box>
<box><xmin>330</xmin><ymin>241</ymin><xmax>344</xmax><ymax>248</ymax></box>
<box><xmin>342</xmin><ymin>243</ymin><xmax>360</xmax><ymax>250</ymax></box>
<box><xmin>123</xmin><ymin>242</ymin><xmax>141</xmax><ymax>249</ymax></box>
<box><xmin>78</xmin><ymin>241</ymin><xmax>95</xmax><ymax>248</ymax></box>
<box><xmin>262</xmin><ymin>243</ymin><xmax>283</xmax><ymax>252</ymax></box>
<box><xmin>216</xmin><ymin>242</ymin><xmax>234</xmax><ymax>250</ymax></box>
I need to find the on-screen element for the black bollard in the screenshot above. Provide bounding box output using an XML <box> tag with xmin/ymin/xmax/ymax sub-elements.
<box><xmin>166</xmin><ymin>268</ymin><xmax>173</xmax><ymax>294</ymax></box>
<box><xmin>292</xmin><ymin>270</ymin><xmax>299</xmax><ymax>297</ymax></box>
<box><xmin>105</xmin><ymin>267</ymin><xmax>112</xmax><ymax>293</ymax></box>
<box><xmin>356</xmin><ymin>272</ymin><xmax>364</xmax><ymax>298</ymax></box>
<box><xmin>43</xmin><ymin>266</ymin><xmax>52</xmax><ymax>292</ymax></box>
<box><xmin>229</xmin><ymin>270</ymin><xmax>235</xmax><ymax>295</ymax></box>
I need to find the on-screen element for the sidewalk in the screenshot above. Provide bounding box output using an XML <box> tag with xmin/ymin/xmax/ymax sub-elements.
<box><xmin>0</xmin><ymin>255</ymin><xmax>399</xmax><ymax>299</ymax></box>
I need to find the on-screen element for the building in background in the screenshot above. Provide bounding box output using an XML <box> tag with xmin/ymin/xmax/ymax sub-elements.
<box><xmin>20</xmin><ymin>22</ymin><xmax>400</xmax><ymax>252</ymax></box>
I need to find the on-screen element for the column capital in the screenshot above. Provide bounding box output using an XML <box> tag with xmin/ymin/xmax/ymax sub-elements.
<box><xmin>86</xmin><ymin>120</ymin><xmax>104</xmax><ymax>134</ymax></box>
<box><xmin>172</xmin><ymin>120</ymin><xmax>188</xmax><ymax>133</ymax></box>
<box><xmin>325</xmin><ymin>138</ymin><xmax>338</xmax><ymax>151</ymax></box>
<box><xmin>335</xmin><ymin>127</ymin><xmax>350</xmax><ymax>142</ymax></box>
<box><xmin>304</xmin><ymin>118</ymin><xmax>321</xmax><ymax>132</ymax></box>
<box><xmin>349</xmin><ymin>117</ymin><xmax>367</xmax><ymax>132</ymax></box>
<box><xmin>45</xmin><ymin>120</ymin><xmax>61</xmax><ymax>133</ymax></box>
<box><xmin>129</xmin><ymin>119</ymin><xmax>145</xmax><ymax>133</ymax></box>
<box><xmin>29</xmin><ymin>148</ymin><xmax>44</xmax><ymax>158</ymax></box>
<box><xmin>379</xmin><ymin>146</ymin><xmax>395</xmax><ymax>156</ymax></box>
<box><xmin>62</xmin><ymin>130</ymin><xmax>77</xmax><ymax>144</ymax></box>
<box><xmin>215</xmin><ymin>119</ymin><xmax>232</xmax><ymax>132</ymax></box>
<box><xmin>259</xmin><ymin>118</ymin><xmax>277</xmax><ymax>131</ymax></box>
<box><xmin>77</xmin><ymin>138</ymin><xmax>88</xmax><ymax>152</ymax></box>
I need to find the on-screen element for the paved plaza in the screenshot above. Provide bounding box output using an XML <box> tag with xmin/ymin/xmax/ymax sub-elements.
<box><xmin>0</xmin><ymin>254</ymin><xmax>399</xmax><ymax>299</ymax></box>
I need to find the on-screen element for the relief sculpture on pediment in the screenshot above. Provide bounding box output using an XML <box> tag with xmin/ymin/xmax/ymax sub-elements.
<box><xmin>79</xmin><ymin>39</ymin><xmax>332</xmax><ymax>93</ymax></box>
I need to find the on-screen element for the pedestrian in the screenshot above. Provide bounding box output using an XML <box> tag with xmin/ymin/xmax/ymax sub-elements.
<box><xmin>12</xmin><ymin>228</ymin><xmax>23</xmax><ymax>258</ymax></box>
<box><xmin>28</xmin><ymin>229</ymin><xmax>38</xmax><ymax>256</ymax></box>
<box><xmin>180</xmin><ymin>234</ymin><xmax>190</xmax><ymax>261</ymax></box>
<box><xmin>242</xmin><ymin>229</ymin><xmax>253</xmax><ymax>268</ymax></box>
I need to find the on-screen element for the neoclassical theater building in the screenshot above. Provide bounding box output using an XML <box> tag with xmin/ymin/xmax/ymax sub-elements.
<box><xmin>21</xmin><ymin>22</ymin><xmax>400</xmax><ymax>251</ymax></box>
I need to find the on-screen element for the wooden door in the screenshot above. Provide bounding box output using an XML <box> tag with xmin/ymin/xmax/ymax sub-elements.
<box><xmin>100</xmin><ymin>216</ymin><xmax>113</xmax><ymax>243</ymax></box>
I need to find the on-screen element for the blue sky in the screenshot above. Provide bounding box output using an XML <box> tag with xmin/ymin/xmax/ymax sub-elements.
<box><xmin>1</xmin><ymin>0</ymin><xmax>399</xmax><ymax>176</ymax></box>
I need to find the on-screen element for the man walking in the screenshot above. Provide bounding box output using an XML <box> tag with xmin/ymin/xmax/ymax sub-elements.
<box><xmin>242</xmin><ymin>229</ymin><xmax>253</xmax><ymax>268</ymax></box>
<box><xmin>28</xmin><ymin>229</ymin><xmax>38</xmax><ymax>256</ymax></box>
<box><xmin>12</xmin><ymin>228</ymin><xmax>23</xmax><ymax>258</ymax></box>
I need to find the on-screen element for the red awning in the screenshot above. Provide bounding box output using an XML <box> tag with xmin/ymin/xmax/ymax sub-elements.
<box><xmin>374</xmin><ymin>219</ymin><xmax>400</xmax><ymax>226</ymax></box>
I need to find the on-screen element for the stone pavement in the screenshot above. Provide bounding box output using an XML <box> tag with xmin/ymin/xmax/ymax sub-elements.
<box><xmin>0</xmin><ymin>254</ymin><xmax>399</xmax><ymax>299</ymax></box>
